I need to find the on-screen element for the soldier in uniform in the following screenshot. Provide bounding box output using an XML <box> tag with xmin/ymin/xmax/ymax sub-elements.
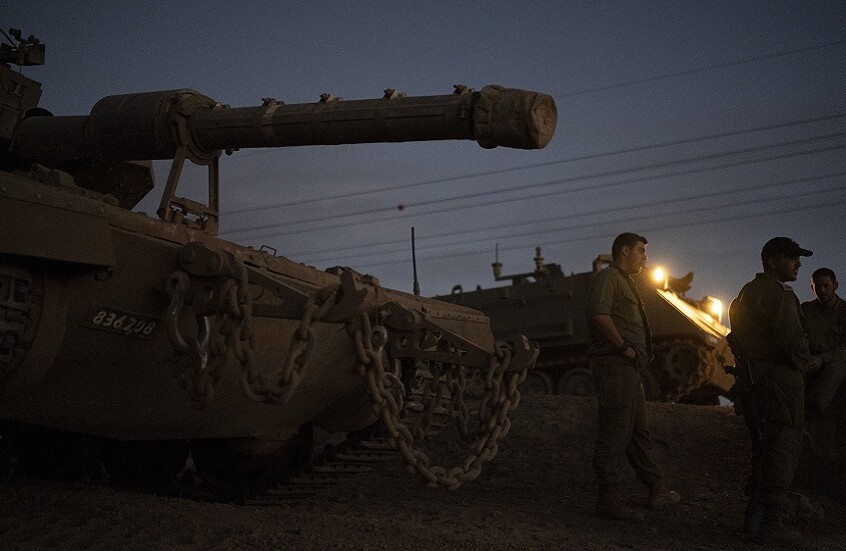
<box><xmin>586</xmin><ymin>232</ymin><xmax>681</xmax><ymax>523</ymax></box>
<box><xmin>801</xmin><ymin>267</ymin><xmax>846</xmax><ymax>416</ymax></box>
<box><xmin>727</xmin><ymin>237</ymin><xmax>820</xmax><ymax>544</ymax></box>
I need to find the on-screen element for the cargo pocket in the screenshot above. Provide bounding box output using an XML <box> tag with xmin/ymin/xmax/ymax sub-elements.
<box><xmin>754</xmin><ymin>373</ymin><xmax>804</xmax><ymax>427</ymax></box>
<box><xmin>594</xmin><ymin>364</ymin><xmax>636</xmax><ymax>410</ymax></box>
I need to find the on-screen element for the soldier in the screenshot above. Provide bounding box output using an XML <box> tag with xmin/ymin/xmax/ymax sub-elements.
<box><xmin>586</xmin><ymin>232</ymin><xmax>680</xmax><ymax>523</ymax></box>
<box><xmin>801</xmin><ymin>268</ymin><xmax>846</xmax><ymax>416</ymax></box>
<box><xmin>727</xmin><ymin>237</ymin><xmax>820</xmax><ymax>544</ymax></box>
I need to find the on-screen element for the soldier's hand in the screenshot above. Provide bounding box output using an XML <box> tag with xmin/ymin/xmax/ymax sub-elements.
<box><xmin>622</xmin><ymin>346</ymin><xmax>637</xmax><ymax>360</ymax></box>
<box><xmin>807</xmin><ymin>355</ymin><xmax>823</xmax><ymax>373</ymax></box>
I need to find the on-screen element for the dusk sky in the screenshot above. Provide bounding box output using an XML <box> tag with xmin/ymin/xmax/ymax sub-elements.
<box><xmin>6</xmin><ymin>2</ymin><xmax>845</xmax><ymax>315</ymax></box>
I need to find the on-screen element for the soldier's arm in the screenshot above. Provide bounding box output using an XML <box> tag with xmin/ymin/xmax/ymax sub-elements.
<box><xmin>773</xmin><ymin>290</ymin><xmax>812</xmax><ymax>372</ymax></box>
<box><xmin>592</xmin><ymin>315</ymin><xmax>637</xmax><ymax>359</ymax></box>
<box><xmin>800</xmin><ymin>303</ymin><xmax>826</xmax><ymax>367</ymax></box>
<box><xmin>820</xmin><ymin>308</ymin><xmax>846</xmax><ymax>364</ymax></box>
<box><xmin>587</xmin><ymin>271</ymin><xmax>636</xmax><ymax>358</ymax></box>
<box><xmin>592</xmin><ymin>314</ymin><xmax>626</xmax><ymax>349</ymax></box>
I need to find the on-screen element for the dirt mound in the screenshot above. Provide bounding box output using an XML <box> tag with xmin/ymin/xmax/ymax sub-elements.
<box><xmin>1</xmin><ymin>395</ymin><xmax>844</xmax><ymax>550</ymax></box>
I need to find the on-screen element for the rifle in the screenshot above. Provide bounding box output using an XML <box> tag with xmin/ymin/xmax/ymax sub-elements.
<box><xmin>726</xmin><ymin>358</ymin><xmax>763</xmax><ymax>442</ymax></box>
<box><xmin>725</xmin><ymin>357</ymin><xmax>765</xmax><ymax>535</ymax></box>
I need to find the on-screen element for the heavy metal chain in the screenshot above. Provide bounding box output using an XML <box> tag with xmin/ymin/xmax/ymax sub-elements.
<box><xmin>167</xmin><ymin>270</ymin><xmax>221</xmax><ymax>409</ymax></box>
<box><xmin>167</xmin><ymin>263</ymin><xmax>341</xmax><ymax>406</ymax></box>
<box><xmin>406</xmin><ymin>362</ymin><xmax>451</xmax><ymax>441</ymax></box>
<box><xmin>347</xmin><ymin>312</ymin><xmax>528</xmax><ymax>490</ymax></box>
<box><xmin>229</xmin><ymin>269</ymin><xmax>341</xmax><ymax>404</ymax></box>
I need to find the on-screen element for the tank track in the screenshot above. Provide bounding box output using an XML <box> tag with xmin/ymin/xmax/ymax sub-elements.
<box><xmin>0</xmin><ymin>384</ymin><xmax>454</xmax><ymax>504</ymax></box>
<box><xmin>251</xmin><ymin>419</ymin><xmax>448</xmax><ymax>504</ymax></box>
<box><xmin>246</xmin><ymin>396</ymin><xmax>454</xmax><ymax>504</ymax></box>
<box><xmin>1</xmin><ymin>340</ymin><xmax>522</xmax><ymax>502</ymax></box>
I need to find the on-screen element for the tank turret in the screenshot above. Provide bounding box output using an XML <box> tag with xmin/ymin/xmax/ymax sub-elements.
<box><xmin>0</xmin><ymin>29</ymin><xmax>547</xmax><ymax>500</ymax></box>
<box><xmin>3</xmin><ymin>46</ymin><xmax>556</xmax><ymax>222</ymax></box>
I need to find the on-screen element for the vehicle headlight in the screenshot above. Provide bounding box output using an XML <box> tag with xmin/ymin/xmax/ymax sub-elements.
<box><xmin>650</xmin><ymin>266</ymin><xmax>667</xmax><ymax>289</ymax></box>
<box><xmin>703</xmin><ymin>296</ymin><xmax>723</xmax><ymax>322</ymax></box>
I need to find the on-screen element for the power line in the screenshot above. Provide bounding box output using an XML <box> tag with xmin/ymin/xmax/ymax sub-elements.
<box><xmin>352</xmin><ymin>193</ymin><xmax>846</xmax><ymax>270</ymax></box>
<box><xmin>221</xmin><ymin>111</ymin><xmax>846</xmax><ymax>216</ymax></box>
<box><xmin>223</xmin><ymin>131</ymin><xmax>846</xmax><ymax>236</ymax></box>
<box><xmin>556</xmin><ymin>38</ymin><xmax>846</xmax><ymax>98</ymax></box>
<box><xmin>229</xmin><ymin>138</ymin><xmax>846</xmax><ymax>241</ymax></box>
<box><xmin>294</xmin><ymin>171</ymin><xmax>846</xmax><ymax>262</ymax></box>
<box><xmin>307</xmin><ymin>179</ymin><xmax>846</xmax><ymax>265</ymax></box>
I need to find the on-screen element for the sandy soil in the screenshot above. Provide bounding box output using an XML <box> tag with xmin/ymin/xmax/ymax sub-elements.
<box><xmin>1</xmin><ymin>395</ymin><xmax>844</xmax><ymax>551</ymax></box>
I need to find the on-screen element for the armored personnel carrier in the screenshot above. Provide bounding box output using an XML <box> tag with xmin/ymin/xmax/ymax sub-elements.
<box><xmin>435</xmin><ymin>247</ymin><xmax>735</xmax><ymax>403</ymax></box>
<box><xmin>0</xmin><ymin>29</ymin><xmax>555</xmax><ymax>499</ymax></box>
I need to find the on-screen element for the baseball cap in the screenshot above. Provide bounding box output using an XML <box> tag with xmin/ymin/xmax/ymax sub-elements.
<box><xmin>761</xmin><ymin>237</ymin><xmax>813</xmax><ymax>260</ymax></box>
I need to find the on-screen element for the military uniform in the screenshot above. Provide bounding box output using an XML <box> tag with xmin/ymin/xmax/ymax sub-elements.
<box><xmin>586</xmin><ymin>265</ymin><xmax>663</xmax><ymax>490</ymax></box>
<box><xmin>801</xmin><ymin>294</ymin><xmax>846</xmax><ymax>413</ymax></box>
<box><xmin>728</xmin><ymin>272</ymin><xmax>811</xmax><ymax>528</ymax></box>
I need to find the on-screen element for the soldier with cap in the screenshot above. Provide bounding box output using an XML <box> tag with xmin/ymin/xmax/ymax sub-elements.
<box><xmin>586</xmin><ymin>232</ymin><xmax>681</xmax><ymax>523</ymax></box>
<box><xmin>801</xmin><ymin>267</ymin><xmax>846</xmax><ymax>417</ymax></box>
<box><xmin>727</xmin><ymin>237</ymin><xmax>820</xmax><ymax>544</ymax></box>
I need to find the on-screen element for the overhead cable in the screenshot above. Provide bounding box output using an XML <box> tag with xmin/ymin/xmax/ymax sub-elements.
<box><xmin>308</xmin><ymin>180</ymin><xmax>846</xmax><ymax>265</ymax></box>
<box><xmin>229</xmin><ymin>138</ymin><xmax>846</xmax><ymax>241</ymax></box>
<box><xmin>353</xmin><ymin>192</ymin><xmax>846</xmax><ymax>270</ymax></box>
<box><xmin>294</xmin><ymin>171</ymin><xmax>846</xmax><ymax>261</ymax></box>
<box><xmin>221</xmin><ymin>111</ymin><xmax>846</xmax><ymax>216</ymax></box>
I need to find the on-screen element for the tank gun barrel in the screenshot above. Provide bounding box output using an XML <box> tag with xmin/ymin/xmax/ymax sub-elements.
<box><xmin>14</xmin><ymin>85</ymin><xmax>556</xmax><ymax>164</ymax></box>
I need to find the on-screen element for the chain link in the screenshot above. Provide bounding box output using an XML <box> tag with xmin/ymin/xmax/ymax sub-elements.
<box><xmin>347</xmin><ymin>312</ymin><xmax>528</xmax><ymax>490</ymax></box>
<box><xmin>167</xmin><ymin>270</ymin><xmax>221</xmax><ymax>409</ymax></box>
<box><xmin>233</xmin><ymin>274</ymin><xmax>341</xmax><ymax>405</ymax></box>
<box><xmin>406</xmin><ymin>362</ymin><xmax>451</xmax><ymax>441</ymax></box>
<box><xmin>169</xmin><ymin>257</ymin><xmax>531</xmax><ymax>492</ymax></box>
<box><xmin>167</xmin><ymin>260</ymin><xmax>342</xmax><ymax>406</ymax></box>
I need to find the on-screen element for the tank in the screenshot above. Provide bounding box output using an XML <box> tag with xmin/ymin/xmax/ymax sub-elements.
<box><xmin>0</xmin><ymin>29</ymin><xmax>554</xmax><ymax>499</ymax></box>
<box><xmin>434</xmin><ymin>247</ymin><xmax>735</xmax><ymax>403</ymax></box>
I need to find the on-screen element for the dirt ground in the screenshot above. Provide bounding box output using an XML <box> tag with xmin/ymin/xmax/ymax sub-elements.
<box><xmin>1</xmin><ymin>395</ymin><xmax>844</xmax><ymax>551</ymax></box>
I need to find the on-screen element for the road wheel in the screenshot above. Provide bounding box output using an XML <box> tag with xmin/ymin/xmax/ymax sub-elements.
<box><xmin>519</xmin><ymin>371</ymin><xmax>553</xmax><ymax>395</ymax></box>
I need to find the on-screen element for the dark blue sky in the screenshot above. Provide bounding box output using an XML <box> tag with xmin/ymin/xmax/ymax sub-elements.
<box><xmin>6</xmin><ymin>1</ymin><xmax>846</xmax><ymax>311</ymax></box>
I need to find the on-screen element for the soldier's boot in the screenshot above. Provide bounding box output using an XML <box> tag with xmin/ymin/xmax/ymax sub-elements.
<box><xmin>755</xmin><ymin>505</ymin><xmax>802</xmax><ymax>546</ymax></box>
<box><xmin>596</xmin><ymin>485</ymin><xmax>644</xmax><ymax>523</ymax></box>
<box><xmin>648</xmin><ymin>482</ymin><xmax>681</xmax><ymax>510</ymax></box>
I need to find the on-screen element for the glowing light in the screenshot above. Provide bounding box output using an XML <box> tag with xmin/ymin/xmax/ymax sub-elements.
<box><xmin>651</xmin><ymin>266</ymin><xmax>666</xmax><ymax>287</ymax></box>
<box><xmin>703</xmin><ymin>296</ymin><xmax>723</xmax><ymax>322</ymax></box>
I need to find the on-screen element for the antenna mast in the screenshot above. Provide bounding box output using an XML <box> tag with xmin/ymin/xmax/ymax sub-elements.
<box><xmin>411</xmin><ymin>227</ymin><xmax>421</xmax><ymax>296</ymax></box>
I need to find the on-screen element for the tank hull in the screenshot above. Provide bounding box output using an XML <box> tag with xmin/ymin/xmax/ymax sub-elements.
<box><xmin>0</xmin><ymin>173</ymin><xmax>493</xmax><ymax>442</ymax></box>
